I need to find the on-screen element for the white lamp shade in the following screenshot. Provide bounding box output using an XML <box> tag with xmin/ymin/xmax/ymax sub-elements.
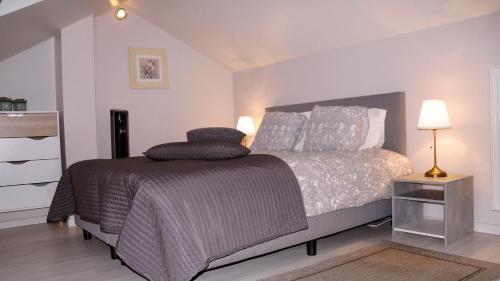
<box><xmin>237</xmin><ymin>116</ymin><xmax>256</xmax><ymax>135</ymax></box>
<box><xmin>417</xmin><ymin>99</ymin><xmax>451</xmax><ymax>129</ymax></box>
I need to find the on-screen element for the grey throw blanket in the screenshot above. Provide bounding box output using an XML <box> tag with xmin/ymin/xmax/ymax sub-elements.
<box><xmin>47</xmin><ymin>155</ymin><xmax>308</xmax><ymax>281</ymax></box>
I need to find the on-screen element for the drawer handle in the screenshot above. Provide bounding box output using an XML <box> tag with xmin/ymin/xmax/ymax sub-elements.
<box><xmin>32</xmin><ymin>182</ymin><xmax>51</xmax><ymax>187</ymax></box>
<box><xmin>6</xmin><ymin>160</ymin><xmax>29</xmax><ymax>165</ymax></box>
<box><xmin>28</xmin><ymin>136</ymin><xmax>48</xmax><ymax>140</ymax></box>
<box><xmin>6</xmin><ymin>113</ymin><xmax>24</xmax><ymax>117</ymax></box>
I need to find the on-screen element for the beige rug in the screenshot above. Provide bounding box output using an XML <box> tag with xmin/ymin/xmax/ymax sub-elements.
<box><xmin>262</xmin><ymin>242</ymin><xmax>500</xmax><ymax>281</ymax></box>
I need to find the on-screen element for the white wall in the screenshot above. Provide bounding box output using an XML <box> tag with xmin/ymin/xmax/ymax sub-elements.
<box><xmin>60</xmin><ymin>16</ymin><xmax>98</xmax><ymax>166</ymax></box>
<box><xmin>94</xmin><ymin>11</ymin><xmax>234</xmax><ymax>158</ymax></box>
<box><xmin>0</xmin><ymin>10</ymin><xmax>234</xmax><ymax>164</ymax></box>
<box><xmin>0</xmin><ymin>38</ymin><xmax>56</xmax><ymax>111</ymax></box>
<box><xmin>234</xmin><ymin>12</ymin><xmax>500</xmax><ymax>232</ymax></box>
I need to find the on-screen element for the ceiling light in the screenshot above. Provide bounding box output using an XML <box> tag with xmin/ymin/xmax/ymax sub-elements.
<box><xmin>115</xmin><ymin>7</ymin><xmax>127</xmax><ymax>20</ymax></box>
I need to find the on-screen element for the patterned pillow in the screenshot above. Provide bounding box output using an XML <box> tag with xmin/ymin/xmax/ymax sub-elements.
<box><xmin>251</xmin><ymin>112</ymin><xmax>307</xmax><ymax>151</ymax></box>
<box><xmin>144</xmin><ymin>141</ymin><xmax>250</xmax><ymax>161</ymax></box>
<box><xmin>186</xmin><ymin>127</ymin><xmax>246</xmax><ymax>143</ymax></box>
<box><xmin>303</xmin><ymin>105</ymin><xmax>369</xmax><ymax>152</ymax></box>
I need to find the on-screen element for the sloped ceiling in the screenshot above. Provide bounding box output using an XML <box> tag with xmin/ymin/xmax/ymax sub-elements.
<box><xmin>125</xmin><ymin>0</ymin><xmax>500</xmax><ymax>71</ymax></box>
<box><xmin>0</xmin><ymin>0</ymin><xmax>44</xmax><ymax>17</ymax></box>
<box><xmin>1</xmin><ymin>0</ymin><xmax>500</xmax><ymax>71</ymax></box>
<box><xmin>0</xmin><ymin>0</ymin><xmax>125</xmax><ymax>62</ymax></box>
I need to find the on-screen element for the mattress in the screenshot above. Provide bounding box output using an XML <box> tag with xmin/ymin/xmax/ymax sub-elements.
<box><xmin>258</xmin><ymin>149</ymin><xmax>413</xmax><ymax>216</ymax></box>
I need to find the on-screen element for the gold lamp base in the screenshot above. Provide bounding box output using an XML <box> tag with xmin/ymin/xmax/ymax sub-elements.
<box><xmin>423</xmin><ymin>129</ymin><xmax>448</xmax><ymax>178</ymax></box>
<box><xmin>424</xmin><ymin>165</ymin><xmax>447</xmax><ymax>178</ymax></box>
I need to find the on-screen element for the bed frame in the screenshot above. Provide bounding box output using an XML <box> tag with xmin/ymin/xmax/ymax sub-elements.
<box><xmin>76</xmin><ymin>91</ymin><xmax>406</xmax><ymax>270</ymax></box>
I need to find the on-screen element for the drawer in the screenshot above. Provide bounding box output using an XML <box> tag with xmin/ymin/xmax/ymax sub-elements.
<box><xmin>0</xmin><ymin>159</ymin><xmax>61</xmax><ymax>186</ymax></box>
<box><xmin>0</xmin><ymin>113</ymin><xmax>58</xmax><ymax>138</ymax></box>
<box><xmin>0</xmin><ymin>182</ymin><xmax>57</xmax><ymax>212</ymax></box>
<box><xmin>0</xmin><ymin>136</ymin><xmax>60</xmax><ymax>162</ymax></box>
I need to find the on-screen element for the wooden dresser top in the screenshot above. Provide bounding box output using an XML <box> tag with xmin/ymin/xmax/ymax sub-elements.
<box><xmin>0</xmin><ymin>112</ymin><xmax>58</xmax><ymax>138</ymax></box>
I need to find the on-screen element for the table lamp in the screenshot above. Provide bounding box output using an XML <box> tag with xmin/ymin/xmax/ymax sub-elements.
<box><xmin>417</xmin><ymin>99</ymin><xmax>451</xmax><ymax>177</ymax></box>
<box><xmin>236</xmin><ymin>116</ymin><xmax>256</xmax><ymax>147</ymax></box>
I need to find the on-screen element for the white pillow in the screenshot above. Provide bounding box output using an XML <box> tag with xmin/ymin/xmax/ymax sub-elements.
<box><xmin>293</xmin><ymin>111</ymin><xmax>311</xmax><ymax>151</ymax></box>
<box><xmin>359</xmin><ymin>108</ymin><xmax>386</xmax><ymax>150</ymax></box>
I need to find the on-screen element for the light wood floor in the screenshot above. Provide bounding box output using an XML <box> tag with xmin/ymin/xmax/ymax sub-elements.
<box><xmin>1</xmin><ymin>222</ymin><xmax>500</xmax><ymax>281</ymax></box>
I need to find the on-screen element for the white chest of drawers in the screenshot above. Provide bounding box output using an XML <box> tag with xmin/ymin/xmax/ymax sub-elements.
<box><xmin>0</xmin><ymin>111</ymin><xmax>62</xmax><ymax>228</ymax></box>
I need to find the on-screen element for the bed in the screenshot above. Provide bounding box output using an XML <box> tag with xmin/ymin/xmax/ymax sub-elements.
<box><xmin>49</xmin><ymin>91</ymin><xmax>409</xmax><ymax>280</ymax></box>
<box><xmin>209</xmin><ymin>91</ymin><xmax>409</xmax><ymax>266</ymax></box>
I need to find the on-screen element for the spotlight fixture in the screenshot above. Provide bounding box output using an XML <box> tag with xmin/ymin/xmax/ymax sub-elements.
<box><xmin>114</xmin><ymin>7</ymin><xmax>127</xmax><ymax>20</ymax></box>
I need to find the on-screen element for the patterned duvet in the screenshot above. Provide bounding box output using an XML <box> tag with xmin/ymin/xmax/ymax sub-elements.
<box><xmin>256</xmin><ymin>149</ymin><xmax>413</xmax><ymax>216</ymax></box>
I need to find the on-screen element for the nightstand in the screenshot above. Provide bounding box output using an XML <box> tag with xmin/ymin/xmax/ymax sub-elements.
<box><xmin>392</xmin><ymin>174</ymin><xmax>473</xmax><ymax>246</ymax></box>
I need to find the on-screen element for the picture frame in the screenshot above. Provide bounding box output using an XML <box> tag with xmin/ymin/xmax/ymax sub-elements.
<box><xmin>129</xmin><ymin>48</ymin><xmax>169</xmax><ymax>89</ymax></box>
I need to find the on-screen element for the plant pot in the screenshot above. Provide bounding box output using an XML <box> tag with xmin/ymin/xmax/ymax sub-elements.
<box><xmin>12</xmin><ymin>101</ymin><xmax>27</xmax><ymax>111</ymax></box>
<box><xmin>0</xmin><ymin>101</ymin><xmax>12</xmax><ymax>111</ymax></box>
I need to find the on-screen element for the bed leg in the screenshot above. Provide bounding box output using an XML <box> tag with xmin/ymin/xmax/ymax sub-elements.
<box><xmin>83</xmin><ymin>229</ymin><xmax>92</xmax><ymax>240</ymax></box>
<box><xmin>120</xmin><ymin>259</ymin><xmax>126</xmax><ymax>266</ymax></box>
<box><xmin>110</xmin><ymin>246</ymin><xmax>118</xmax><ymax>260</ymax></box>
<box><xmin>306</xmin><ymin>240</ymin><xmax>317</xmax><ymax>256</ymax></box>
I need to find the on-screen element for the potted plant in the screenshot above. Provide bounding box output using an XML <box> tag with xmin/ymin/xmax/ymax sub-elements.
<box><xmin>0</xmin><ymin>97</ymin><xmax>12</xmax><ymax>111</ymax></box>
<box><xmin>12</xmin><ymin>98</ymin><xmax>27</xmax><ymax>111</ymax></box>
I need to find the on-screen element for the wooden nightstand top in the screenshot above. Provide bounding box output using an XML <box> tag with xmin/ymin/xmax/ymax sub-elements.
<box><xmin>393</xmin><ymin>173</ymin><xmax>472</xmax><ymax>185</ymax></box>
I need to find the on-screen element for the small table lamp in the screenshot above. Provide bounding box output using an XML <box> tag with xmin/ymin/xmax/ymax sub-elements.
<box><xmin>417</xmin><ymin>99</ymin><xmax>451</xmax><ymax>177</ymax></box>
<box><xmin>236</xmin><ymin>116</ymin><xmax>256</xmax><ymax>147</ymax></box>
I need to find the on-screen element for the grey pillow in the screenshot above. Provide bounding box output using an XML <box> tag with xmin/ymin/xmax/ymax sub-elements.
<box><xmin>144</xmin><ymin>141</ymin><xmax>250</xmax><ymax>161</ymax></box>
<box><xmin>303</xmin><ymin>105</ymin><xmax>369</xmax><ymax>152</ymax></box>
<box><xmin>186</xmin><ymin>127</ymin><xmax>246</xmax><ymax>143</ymax></box>
<box><xmin>251</xmin><ymin>112</ymin><xmax>307</xmax><ymax>151</ymax></box>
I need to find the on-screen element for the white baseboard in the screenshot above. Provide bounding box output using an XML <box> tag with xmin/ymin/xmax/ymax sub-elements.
<box><xmin>421</xmin><ymin>217</ymin><xmax>500</xmax><ymax>236</ymax></box>
<box><xmin>0</xmin><ymin>216</ymin><xmax>46</xmax><ymax>229</ymax></box>
<box><xmin>0</xmin><ymin>211</ymin><xmax>76</xmax><ymax>229</ymax></box>
<box><xmin>474</xmin><ymin>222</ymin><xmax>500</xmax><ymax>235</ymax></box>
<box><xmin>67</xmin><ymin>215</ymin><xmax>76</xmax><ymax>227</ymax></box>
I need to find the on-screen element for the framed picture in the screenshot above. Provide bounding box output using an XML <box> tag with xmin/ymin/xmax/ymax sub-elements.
<box><xmin>129</xmin><ymin>48</ymin><xmax>169</xmax><ymax>89</ymax></box>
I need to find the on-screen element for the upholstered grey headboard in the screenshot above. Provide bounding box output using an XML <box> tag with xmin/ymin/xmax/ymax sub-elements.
<box><xmin>266</xmin><ymin>92</ymin><xmax>406</xmax><ymax>155</ymax></box>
